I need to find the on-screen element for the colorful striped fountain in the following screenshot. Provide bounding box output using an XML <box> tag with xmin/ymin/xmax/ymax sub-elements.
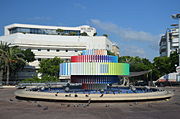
<box><xmin>59</xmin><ymin>49</ymin><xmax>129</xmax><ymax>90</ymax></box>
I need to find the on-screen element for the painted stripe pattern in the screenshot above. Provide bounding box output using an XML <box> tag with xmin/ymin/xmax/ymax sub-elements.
<box><xmin>71</xmin><ymin>55</ymin><xmax>118</xmax><ymax>63</ymax></box>
<box><xmin>82</xmin><ymin>49</ymin><xmax>107</xmax><ymax>55</ymax></box>
<box><xmin>59</xmin><ymin>49</ymin><xmax>130</xmax><ymax>90</ymax></box>
<box><xmin>60</xmin><ymin>63</ymin><xmax>129</xmax><ymax>76</ymax></box>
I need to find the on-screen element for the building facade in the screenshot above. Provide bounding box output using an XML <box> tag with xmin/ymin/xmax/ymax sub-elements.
<box><xmin>159</xmin><ymin>27</ymin><xmax>179</xmax><ymax>57</ymax></box>
<box><xmin>0</xmin><ymin>24</ymin><xmax>119</xmax><ymax>68</ymax></box>
<box><xmin>112</xmin><ymin>44</ymin><xmax>120</xmax><ymax>57</ymax></box>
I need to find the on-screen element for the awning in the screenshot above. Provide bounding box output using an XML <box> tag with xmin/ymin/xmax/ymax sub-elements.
<box><xmin>118</xmin><ymin>70</ymin><xmax>152</xmax><ymax>77</ymax></box>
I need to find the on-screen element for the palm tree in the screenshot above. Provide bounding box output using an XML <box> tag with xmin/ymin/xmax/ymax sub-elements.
<box><xmin>0</xmin><ymin>55</ymin><xmax>4</xmax><ymax>85</ymax></box>
<box><xmin>0</xmin><ymin>41</ymin><xmax>26</xmax><ymax>85</ymax></box>
<box><xmin>0</xmin><ymin>42</ymin><xmax>10</xmax><ymax>84</ymax></box>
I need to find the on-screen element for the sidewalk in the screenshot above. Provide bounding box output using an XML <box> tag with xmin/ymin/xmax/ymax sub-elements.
<box><xmin>0</xmin><ymin>85</ymin><xmax>16</xmax><ymax>89</ymax></box>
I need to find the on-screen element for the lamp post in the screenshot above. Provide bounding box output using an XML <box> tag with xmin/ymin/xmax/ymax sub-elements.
<box><xmin>172</xmin><ymin>14</ymin><xmax>180</xmax><ymax>66</ymax></box>
<box><xmin>166</xmin><ymin>28</ymin><xmax>171</xmax><ymax>57</ymax></box>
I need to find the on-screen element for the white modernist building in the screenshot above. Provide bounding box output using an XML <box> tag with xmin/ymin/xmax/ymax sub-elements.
<box><xmin>0</xmin><ymin>24</ymin><xmax>119</xmax><ymax>68</ymax></box>
<box><xmin>159</xmin><ymin>27</ymin><xmax>179</xmax><ymax>57</ymax></box>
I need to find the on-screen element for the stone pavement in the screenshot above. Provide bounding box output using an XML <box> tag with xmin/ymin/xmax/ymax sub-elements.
<box><xmin>0</xmin><ymin>87</ymin><xmax>180</xmax><ymax>119</ymax></box>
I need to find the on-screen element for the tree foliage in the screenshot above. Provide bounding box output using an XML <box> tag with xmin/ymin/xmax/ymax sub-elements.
<box><xmin>81</xmin><ymin>32</ymin><xmax>88</xmax><ymax>36</ymax></box>
<box><xmin>119</xmin><ymin>56</ymin><xmax>152</xmax><ymax>72</ymax></box>
<box><xmin>23</xmin><ymin>57</ymin><xmax>63</xmax><ymax>83</ymax></box>
<box><xmin>152</xmin><ymin>56</ymin><xmax>170</xmax><ymax>80</ymax></box>
<box><xmin>56</xmin><ymin>29</ymin><xmax>64</xmax><ymax>35</ymax></box>
<box><xmin>0</xmin><ymin>41</ymin><xmax>35</xmax><ymax>84</ymax></box>
<box><xmin>38</xmin><ymin>57</ymin><xmax>64</xmax><ymax>78</ymax></box>
<box><xmin>22</xmin><ymin>49</ymin><xmax>35</xmax><ymax>62</ymax></box>
<box><xmin>0</xmin><ymin>43</ymin><xmax>26</xmax><ymax>84</ymax></box>
<box><xmin>118</xmin><ymin>52</ymin><xmax>179</xmax><ymax>81</ymax></box>
<box><xmin>118</xmin><ymin>56</ymin><xmax>153</xmax><ymax>84</ymax></box>
<box><xmin>169</xmin><ymin>51</ymin><xmax>178</xmax><ymax>72</ymax></box>
<box><xmin>22</xmin><ymin>75</ymin><xmax>59</xmax><ymax>83</ymax></box>
<box><xmin>152</xmin><ymin>51</ymin><xmax>178</xmax><ymax>80</ymax></box>
<box><xmin>107</xmin><ymin>50</ymin><xmax>116</xmax><ymax>56</ymax></box>
<box><xmin>153</xmin><ymin>56</ymin><xmax>170</xmax><ymax>74</ymax></box>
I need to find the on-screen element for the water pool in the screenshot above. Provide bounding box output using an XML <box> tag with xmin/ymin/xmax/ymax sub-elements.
<box><xmin>37</xmin><ymin>86</ymin><xmax>160</xmax><ymax>94</ymax></box>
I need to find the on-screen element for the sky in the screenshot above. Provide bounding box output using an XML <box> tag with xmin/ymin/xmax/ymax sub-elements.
<box><xmin>0</xmin><ymin>0</ymin><xmax>180</xmax><ymax>61</ymax></box>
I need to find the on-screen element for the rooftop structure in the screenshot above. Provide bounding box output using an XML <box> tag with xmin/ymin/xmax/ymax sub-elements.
<box><xmin>4</xmin><ymin>23</ymin><xmax>96</xmax><ymax>36</ymax></box>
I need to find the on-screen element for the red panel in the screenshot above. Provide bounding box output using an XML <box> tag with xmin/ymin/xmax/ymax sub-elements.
<box><xmin>71</xmin><ymin>55</ymin><xmax>117</xmax><ymax>63</ymax></box>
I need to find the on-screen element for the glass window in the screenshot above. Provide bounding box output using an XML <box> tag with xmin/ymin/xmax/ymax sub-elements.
<box><xmin>47</xmin><ymin>49</ymin><xmax>50</xmax><ymax>52</ymax></box>
<box><xmin>38</xmin><ymin>49</ymin><xmax>41</xmax><ymax>51</ymax></box>
<box><xmin>66</xmin><ymin>50</ymin><xmax>68</xmax><ymax>52</ymax></box>
<box><xmin>56</xmin><ymin>49</ymin><xmax>60</xmax><ymax>52</ymax></box>
<box><xmin>9</xmin><ymin>27</ymin><xmax>80</xmax><ymax>35</ymax></box>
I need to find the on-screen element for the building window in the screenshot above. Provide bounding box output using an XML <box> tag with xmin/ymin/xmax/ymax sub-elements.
<box><xmin>66</xmin><ymin>50</ymin><xmax>68</xmax><ymax>52</ymax></box>
<box><xmin>47</xmin><ymin>49</ymin><xmax>50</xmax><ymax>52</ymax></box>
<box><xmin>56</xmin><ymin>49</ymin><xmax>60</xmax><ymax>52</ymax></box>
<box><xmin>38</xmin><ymin>58</ymin><xmax>41</xmax><ymax>61</ymax></box>
<box><xmin>75</xmin><ymin>50</ymin><xmax>78</xmax><ymax>52</ymax></box>
<box><xmin>38</xmin><ymin>49</ymin><xmax>41</xmax><ymax>51</ymax></box>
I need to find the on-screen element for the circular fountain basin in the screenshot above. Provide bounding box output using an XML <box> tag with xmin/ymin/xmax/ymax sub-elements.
<box><xmin>15</xmin><ymin>87</ymin><xmax>173</xmax><ymax>101</ymax></box>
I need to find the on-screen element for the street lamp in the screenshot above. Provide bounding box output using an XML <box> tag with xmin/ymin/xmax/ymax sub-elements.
<box><xmin>171</xmin><ymin>14</ymin><xmax>180</xmax><ymax>66</ymax></box>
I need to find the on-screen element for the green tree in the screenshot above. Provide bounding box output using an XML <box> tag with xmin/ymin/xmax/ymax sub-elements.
<box><xmin>0</xmin><ymin>41</ymin><xmax>35</xmax><ymax>84</ymax></box>
<box><xmin>118</xmin><ymin>56</ymin><xmax>153</xmax><ymax>84</ymax></box>
<box><xmin>38</xmin><ymin>57</ymin><xmax>64</xmax><ymax>78</ymax></box>
<box><xmin>0</xmin><ymin>42</ymin><xmax>26</xmax><ymax>84</ymax></box>
<box><xmin>119</xmin><ymin>56</ymin><xmax>152</xmax><ymax>72</ymax></box>
<box><xmin>22</xmin><ymin>75</ymin><xmax>59</xmax><ymax>83</ymax></box>
<box><xmin>151</xmin><ymin>52</ymin><xmax>178</xmax><ymax>80</ymax></box>
<box><xmin>169</xmin><ymin>51</ymin><xmax>178</xmax><ymax>72</ymax></box>
<box><xmin>107</xmin><ymin>50</ymin><xmax>116</xmax><ymax>56</ymax></box>
<box><xmin>56</xmin><ymin>29</ymin><xmax>64</xmax><ymax>35</ymax></box>
<box><xmin>118</xmin><ymin>56</ymin><xmax>132</xmax><ymax>63</ymax></box>
<box><xmin>153</xmin><ymin>56</ymin><xmax>171</xmax><ymax>79</ymax></box>
<box><xmin>118</xmin><ymin>54</ymin><xmax>179</xmax><ymax>81</ymax></box>
<box><xmin>22</xmin><ymin>49</ymin><xmax>35</xmax><ymax>62</ymax></box>
<box><xmin>81</xmin><ymin>32</ymin><xmax>88</xmax><ymax>36</ymax></box>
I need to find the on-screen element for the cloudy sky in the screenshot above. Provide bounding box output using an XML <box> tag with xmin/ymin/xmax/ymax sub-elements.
<box><xmin>0</xmin><ymin>0</ymin><xmax>180</xmax><ymax>61</ymax></box>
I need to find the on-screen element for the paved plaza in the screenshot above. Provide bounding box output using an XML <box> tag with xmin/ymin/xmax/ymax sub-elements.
<box><xmin>0</xmin><ymin>87</ymin><xmax>180</xmax><ymax>119</ymax></box>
